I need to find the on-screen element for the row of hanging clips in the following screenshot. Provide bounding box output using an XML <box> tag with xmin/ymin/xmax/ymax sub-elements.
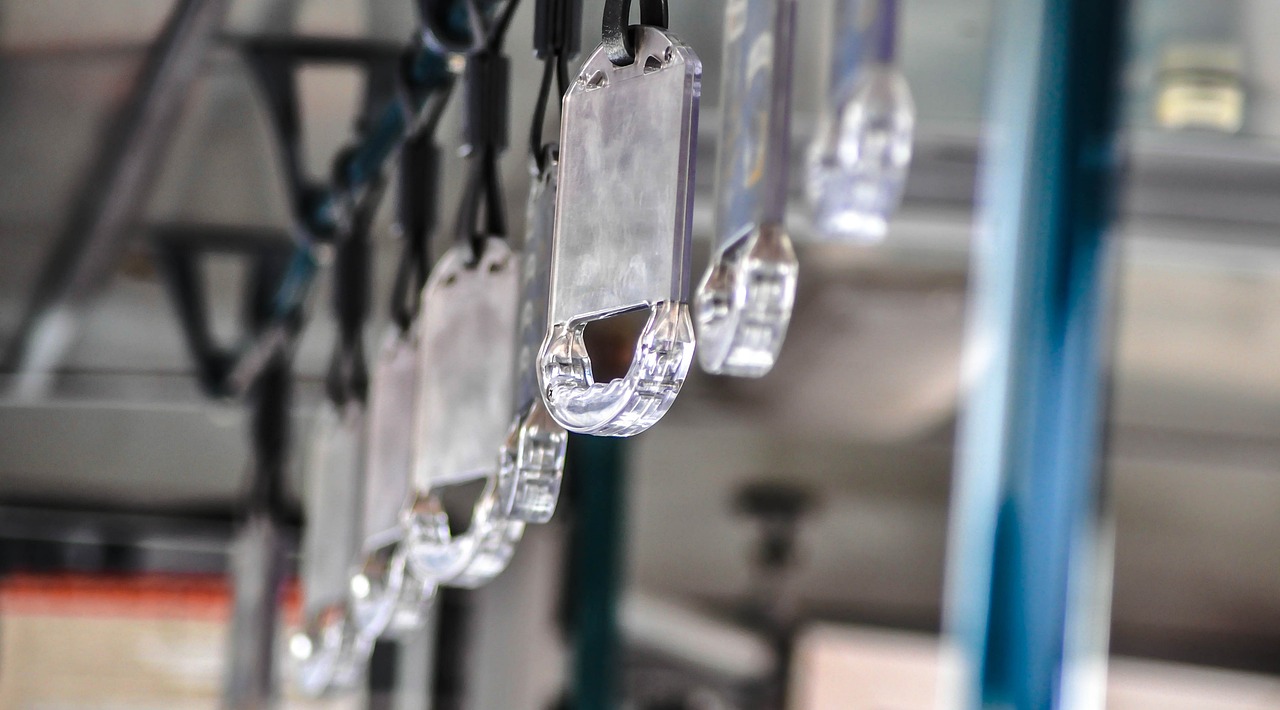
<box><xmin>284</xmin><ymin>0</ymin><xmax>914</xmax><ymax>694</ymax></box>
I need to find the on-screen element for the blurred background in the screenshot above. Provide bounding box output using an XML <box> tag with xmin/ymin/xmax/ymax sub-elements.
<box><xmin>0</xmin><ymin>0</ymin><xmax>1278</xmax><ymax>708</ymax></box>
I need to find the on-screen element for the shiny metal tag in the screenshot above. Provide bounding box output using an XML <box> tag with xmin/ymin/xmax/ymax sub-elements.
<box><xmin>411</xmin><ymin>241</ymin><xmax>518</xmax><ymax>491</ymax></box>
<box><xmin>539</xmin><ymin>25</ymin><xmax>702</xmax><ymax>437</ymax></box>
<box><xmin>404</xmin><ymin>239</ymin><xmax>519</xmax><ymax>585</ymax></box>
<box><xmin>443</xmin><ymin>160</ymin><xmax>571</xmax><ymax>590</ymax></box>
<box><xmin>805</xmin><ymin>0</ymin><xmax>914</xmax><ymax>241</ymax></box>
<box><xmin>695</xmin><ymin>0</ymin><xmax>798</xmax><ymax>377</ymax></box>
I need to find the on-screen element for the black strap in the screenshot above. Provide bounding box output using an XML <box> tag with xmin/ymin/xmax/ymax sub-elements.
<box><xmin>534</xmin><ymin>0</ymin><xmax>582</xmax><ymax>59</ymax></box>
<box><xmin>449</xmin><ymin>1</ymin><xmax>522</xmax><ymax>263</ymax></box>
<box><xmin>529</xmin><ymin>0</ymin><xmax>579</xmax><ymax>172</ymax></box>
<box><xmin>602</xmin><ymin>0</ymin><xmax>668</xmax><ymax>67</ymax></box>
<box><xmin>325</xmin><ymin>147</ymin><xmax>387</xmax><ymax>406</ymax></box>
<box><xmin>391</xmin><ymin>44</ymin><xmax>454</xmax><ymax>330</ymax></box>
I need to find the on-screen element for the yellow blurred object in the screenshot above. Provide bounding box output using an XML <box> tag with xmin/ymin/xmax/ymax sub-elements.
<box><xmin>1155</xmin><ymin>45</ymin><xmax>1245</xmax><ymax>133</ymax></box>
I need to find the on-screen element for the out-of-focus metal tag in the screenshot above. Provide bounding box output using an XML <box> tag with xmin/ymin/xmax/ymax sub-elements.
<box><xmin>539</xmin><ymin>25</ymin><xmax>701</xmax><ymax>437</ymax></box>
<box><xmin>294</xmin><ymin>401</ymin><xmax>366</xmax><ymax>696</ymax></box>
<box><xmin>404</xmin><ymin>239</ymin><xmax>518</xmax><ymax>585</ymax></box>
<box><xmin>501</xmin><ymin>158</ymin><xmax>567</xmax><ymax>524</ymax></box>
<box><xmin>695</xmin><ymin>0</ymin><xmax>798</xmax><ymax>377</ymax></box>
<box><xmin>362</xmin><ymin>330</ymin><xmax>418</xmax><ymax>552</ymax></box>
<box><xmin>302</xmin><ymin>402</ymin><xmax>365</xmax><ymax>616</ymax></box>
<box><xmin>349</xmin><ymin>329</ymin><xmax>427</xmax><ymax>645</ymax></box>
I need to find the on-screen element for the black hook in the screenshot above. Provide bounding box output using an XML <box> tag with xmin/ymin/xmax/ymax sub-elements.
<box><xmin>602</xmin><ymin>0</ymin><xmax>668</xmax><ymax>67</ymax></box>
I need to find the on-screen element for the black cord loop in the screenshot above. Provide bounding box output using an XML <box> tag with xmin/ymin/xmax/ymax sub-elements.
<box><xmin>325</xmin><ymin>147</ymin><xmax>387</xmax><ymax>406</ymax></box>
<box><xmin>446</xmin><ymin>0</ymin><xmax>522</xmax><ymax>264</ymax></box>
<box><xmin>391</xmin><ymin>45</ymin><xmax>454</xmax><ymax>330</ymax></box>
<box><xmin>529</xmin><ymin>0</ymin><xmax>580</xmax><ymax>173</ymax></box>
<box><xmin>602</xmin><ymin>0</ymin><xmax>668</xmax><ymax>67</ymax></box>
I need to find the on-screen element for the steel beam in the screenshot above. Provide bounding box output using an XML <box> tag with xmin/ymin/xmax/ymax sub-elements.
<box><xmin>941</xmin><ymin>0</ymin><xmax>1129</xmax><ymax>708</ymax></box>
<box><xmin>4</xmin><ymin>0</ymin><xmax>228</xmax><ymax>400</ymax></box>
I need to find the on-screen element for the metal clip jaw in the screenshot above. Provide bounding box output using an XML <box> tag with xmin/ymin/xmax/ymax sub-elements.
<box><xmin>540</xmin><ymin>303</ymin><xmax>695</xmax><ymax>435</ymax></box>
<box><xmin>498</xmin><ymin>400</ymin><xmax>567</xmax><ymax>523</ymax></box>
<box><xmin>695</xmin><ymin>224</ymin><xmax>797</xmax><ymax>376</ymax></box>
<box><xmin>538</xmin><ymin>26</ymin><xmax>701</xmax><ymax>437</ymax></box>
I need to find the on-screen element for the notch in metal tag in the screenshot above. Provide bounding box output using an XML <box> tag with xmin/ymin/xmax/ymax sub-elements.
<box><xmin>696</xmin><ymin>0</ymin><xmax>798</xmax><ymax>378</ymax></box>
<box><xmin>538</xmin><ymin>25</ymin><xmax>701</xmax><ymax>437</ymax></box>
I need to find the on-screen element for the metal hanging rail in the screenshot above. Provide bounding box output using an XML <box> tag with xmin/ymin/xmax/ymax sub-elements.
<box><xmin>942</xmin><ymin>0</ymin><xmax>1129</xmax><ymax>708</ymax></box>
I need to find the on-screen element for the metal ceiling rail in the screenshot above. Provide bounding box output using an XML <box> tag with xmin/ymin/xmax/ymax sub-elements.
<box><xmin>942</xmin><ymin>0</ymin><xmax>1128</xmax><ymax>708</ymax></box>
<box><xmin>3</xmin><ymin>0</ymin><xmax>231</xmax><ymax>401</ymax></box>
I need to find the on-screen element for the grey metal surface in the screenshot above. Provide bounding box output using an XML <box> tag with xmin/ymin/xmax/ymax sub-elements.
<box><xmin>549</xmin><ymin>26</ymin><xmax>700</xmax><ymax>323</ymax></box>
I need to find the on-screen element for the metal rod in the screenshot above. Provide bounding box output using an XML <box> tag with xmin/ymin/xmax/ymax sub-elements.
<box><xmin>567</xmin><ymin>435</ymin><xmax>626</xmax><ymax>710</ymax></box>
<box><xmin>4</xmin><ymin>0</ymin><xmax>229</xmax><ymax>399</ymax></box>
<box><xmin>942</xmin><ymin>0</ymin><xmax>1128</xmax><ymax>708</ymax></box>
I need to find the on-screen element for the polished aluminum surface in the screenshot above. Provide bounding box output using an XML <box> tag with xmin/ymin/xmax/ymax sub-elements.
<box><xmin>548</xmin><ymin>26</ymin><xmax>700</xmax><ymax>324</ymax></box>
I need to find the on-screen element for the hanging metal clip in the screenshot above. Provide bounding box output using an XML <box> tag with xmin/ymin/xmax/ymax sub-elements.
<box><xmin>805</xmin><ymin>0</ymin><xmax>914</xmax><ymax>242</ymax></box>
<box><xmin>403</xmin><ymin>240</ymin><xmax>520</xmax><ymax>584</ymax></box>
<box><xmin>539</xmin><ymin>19</ymin><xmax>701</xmax><ymax>437</ymax></box>
<box><xmin>695</xmin><ymin>0</ymin><xmax>799</xmax><ymax>377</ymax></box>
<box><xmin>291</xmin><ymin>402</ymin><xmax>369</xmax><ymax>697</ymax></box>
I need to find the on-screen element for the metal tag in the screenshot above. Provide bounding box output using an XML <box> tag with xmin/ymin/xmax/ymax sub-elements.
<box><xmin>411</xmin><ymin>240</ymin><xmax>518</xmax><ymax>490</ymax></box>
<box><xmin>441</xmin><ymin>160</ymin><xmax>571</xmax><ymax>590</ymax></box>
<box><xmin>294</xmin><ymin>401</ymin><xmax>367</xmax><ymax>695</ymax></box>
<box><xmin>805</xmin><ymin>0</ymin><xmax>914</xmax><ymax>241</ymax></box>
<box><xmin>500</xmin><ymin>159</ymin><xmax>567</xmax><ymax>524</ymax></box>
<box><xmin>539</xmin><ymin>25</ymin><xmax>702</xmax><ymax>436</ymax></box>
<box><xmin>404</xmin><ymin>239</ymin><xmax>519</xmax><ymax>585</ymax></box>
<box><xmin>696</xmin><ymin>0</ymin><xmax>799</xmax><ymax>377</ymax></box>
<box><xmin>301</xmin><ymin>401</ymin><xmax>365</xmax><ymax>616</ymax></box>
<box><xmin>349</xmin><ymin>329</ymin><xmax>427</xmax><ymax>644</ymax></box>
<box><xmin>362</xmin><ymin>329</ymin><xmax>418</xmax><ymax>553</ymax></box>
